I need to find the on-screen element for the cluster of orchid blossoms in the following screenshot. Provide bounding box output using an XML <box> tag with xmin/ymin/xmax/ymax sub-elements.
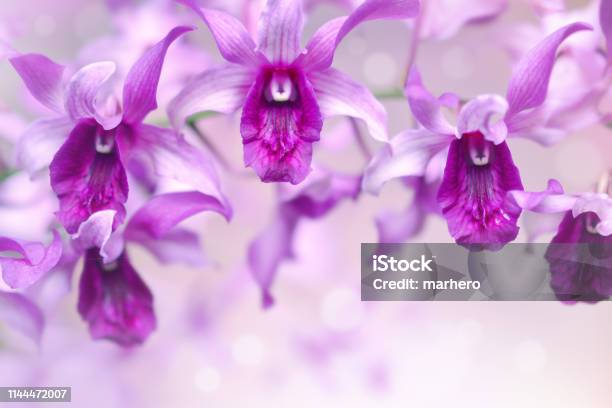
<box><xmin>0</xmin><ymin>0</ymin><xmax>611</xmax><ymax>348</ymax></box>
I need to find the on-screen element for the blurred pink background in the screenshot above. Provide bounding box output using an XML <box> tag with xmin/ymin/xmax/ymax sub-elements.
<box><xmin>1</xmin><ymin>0</ymin><xmax>611</xmax><ymax>406</ymax></box>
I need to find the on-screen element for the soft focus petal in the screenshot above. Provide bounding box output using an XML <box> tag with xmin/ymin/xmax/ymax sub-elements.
<box><xmin>241</xmin><ymin>68</ymin><xmax>322</xmax><ymax>184</ymax></box>
<box><xmin>122</xmin><ymin>26</ymin><xmax>194</xmax><ymax>125</ymax></box>
<box><xmin>9</xmin><ymin>53</ymin><xmax>65</xmax><ymax>113</ymax></box>
<box><xmin>405</xmin><ymin>68</ymin><xmax>455</xmax><ymax>135</ymax></box>
<box><xmin>16</xmin><ymin>116</ymin><xmax>72</xmax><ymax>176</ymax></box>
<box><xmin>508</xmin><ymin>179</ymin><xmax>577</xmax><ymax>213</ymax></box>
<box><xmin>248</xmin><ymin>208</ymin><xmax>298</xmax><ymax>308</ymax></box>
<box><xmin>309</xmin><ymin>68</ymin><xmax>387</xmax><ymax>142</ymax></box>
<box><xmin>257</xmin><ymin>0</ymin><xmax>304</xmax><ymax>63</ymax></box>
<box><xmin>168</xmin><ymin>64</ymin><xmax>254</xmax><ymax>129</ymax></box>
<box><xmin>601</xmin><ymin>0</ymin><xmax>612</xmax><ymax>61</ymax></box>
<box><xmin>130</xmin><ymin>124</ymin><xmax>230</xmax><ymax>207</ymax></box>
<box><xmin>362</xmin><ymin>129</ymin><xmax>452</xmax><ymax>195</ymax></box>
<box><xmin>437</xmin><ymin>133</ymin><xmax>523</xmax><ymax>250</ymax></box>
<box><xmin>50</xmin><ymin>120</ymin><xmax>128</xmax><ymax>234</ymax></box>
<box><xmin>0</xmin><ymin>231</ymin><xmax>62</xmax><ymax>290</ymax></box>
<box><xmin>249</xmin><ymin>169</ymin><xmax>360</xmax><ymax>307</ymax></box>
<box><xmin>456</xmin><ymin>94</ymin><xmax>509</xmax><ymax>144</ymax></box>
<box><xmin>78</xmin><ymin>248</ymin><xmax>155</xmax><ymax>347</ymax></box>
<box><xmin>572</xmin><ymin>194</ymin><xmax>612</xmax><ymax>236</ymax></box>
<box><xmin>64</xmin><ymin>61</ymin><xmax>119</xmax><ymax>129</ymax></box>
<box><xmin>375</xmin><ymin>178</ymin><xmax>438</xmax><ymax>243</ymax></box>
<box><xmin>129</xmin><ymin>228</ymin><xmax>206</xmax><ymax>267</ymax></box>
<box><xmin>505</xmin><ymin>22</ymin><xmax>592</xmax><ymax>119</ymax></box>
<box><xmin>417</xmin><ymin>0</ymin><xmax>507</xmax><ymax>40</ymax></box>
<box><xmin>126</xmin><ymin>191</ymin><xmax>231</xmax><ymax>240</ymax></box>
<box><xmin>296</xmin><ymin>0</ymin><xmax>420</xmax><ymax>71</ymax></box>
<box><xmin>176</xmin><ymin>0</ymin><xmax>263</xmax><ymax>65</ymax></box>
<box><xmin>0</xmin><ymin>292</ymin><xmax>44</xmax><ymax>344</ymax></box>
<box><xmin>546</xmin><ymin>212</ymin><xmax>612</xmax><ymax>303</ymax></box>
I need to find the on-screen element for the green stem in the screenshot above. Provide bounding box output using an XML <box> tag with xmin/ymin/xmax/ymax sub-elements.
<box><xmin>374</xmin><ymin>88</ymin><xmax>405</xmax><ymax>100</ymax></box>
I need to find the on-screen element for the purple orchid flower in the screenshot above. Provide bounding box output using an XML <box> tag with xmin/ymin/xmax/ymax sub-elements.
<box><xmin>10</xmin><ymin>25</ymin><xmax>228</xmax><ymax>236</ymax></box>
<box><xmin>70</xmin><ymin>185</ymin><xmax>231</xmax><ymax>346</ymax></box>
<box><xmin>500</xmin><ymin>0</ymin><xmax>611</xmax><ymax>142</ymax></box>
<box><xmin>169</xmin><ymin>0</ymin><xmax>419</xmax><ymax>184</ymax></box>
<box><xmin>363</xmin><ymin>22</ymin><xmax>592</xmax><ymax>249</ymax></box>
<box><xmin>248</xmin><ymin>168</ymin><xmax>361</xmax><ymax>307</ymax></box>
<box><xmin>509</xmin><ymin>178</ymin><xmax>612</xmax><ymax>302</ymax></box>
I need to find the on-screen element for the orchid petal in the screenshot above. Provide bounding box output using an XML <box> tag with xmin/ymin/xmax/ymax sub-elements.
<box><xmin>9</xmin><ymin>53</ymin><xmax>65</xmax><ymax>113</ymax></box>
<box><xmin>177</xmin><ymin>0</ymin><xmax>263</xmax><ymax>65</ymax></box>
<box><xmin>16</xmin><ymin>116</ymin><xmax>72</xmax><ymax>176</ymax></box>
<box><xmin>78</xmin><ymin>249</ymin><xmax>155</xmax><ymax>347</ymax></box>
<box><xmin>508</xmin><ymin>179</ymin><xmax>577</xmax><ymax>213</ymax></box>
<box><xmin>572</xmin><ymin>194</ymin><xmax>612</xmax><ymax>236</ymax></box>
<box><xmin>309</xmin><ymin>67</ymin><xmax>387</xmax><ymax>142</ymax></box>
<box><xmin>362</xmin><ymin>129</ymin><xmax>452</xmax><ymax>195</ymax></box>
<box><xmin>72</xmin><ymin>210</ymin><xmax>123</xmax><ymax>263</ymax></box>
<box><xmin>0</xmin><ymin>292</ymin><xmax>44</xmax><ymax>345</ymax></box>
<box><xmin>0</xmin><ymin>231</ymin><xmax>62</xmax><ymax>290</ymax></box>
<box><xmin>405</xmin><ymin>68</ymin><xmax>455</xmax><ymax>135</ymax></box>
<box><xmin>131</xmin><ymin>124</ymin><xmax>230</xmax><ymax>209</ymax></box>
<box><xmin>126</xmin><ymin>191</ymin><xmax>231</xmax><ymax>241</ymax></box>
<box><xmin>64</xmin><ymin>61</ymin><xmax>119</xmax><ymax>130</ymax></box>
<box><xmin>296</xmin><ymin>0</ymin><xmax>420</xmax><ymax>71</ymax></box>
<box><xmin>257</xmin><ymin>0</ymin><xmax>304</xmax><ymax>63</ymax></box>
<box><xmin>168</xmin><ymin>64</ymin><xmax>254</xmax><ymax>129</ymax></box>
<box><xmin>456</xmin><ymin>94</ymin><xmax>509</xmax><ymax>144</ymax></box>
<box><xmin>50</xmin><ymin>120</ymin><xmax>128</xmax><ymax>234</ymax></box>
<box><xmin>248</xmin><ymin>209</ymin><xmax>298</xmax><ymax>308</ymax></box>
<box><xmin>122</xmin><ymin>26</ymin><xmax>194</xmax><ymax>125</ymax></box>
<box><xmin>129</xmin><ymin>228</ymin><xmax>206</xmax><ymax>267</ymax></box>
<box><xmin>505</xmin><ymin>22</ymin><xmax>592</xmax><ymax>119</ymax></box>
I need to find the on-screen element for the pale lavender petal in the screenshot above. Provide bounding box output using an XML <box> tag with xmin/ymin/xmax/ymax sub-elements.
<box><xmin>257</xmin><ymin>0</ymin><xmax>304</xmax><ymax>63</ymax></box>
<box><xmin>508</xmin><ymin>179</ymin><xmax>577</xmax><ymax>213</ymax></box>
<box><xmin>177</xmin><ymin>0</ymin><xmax>264</xmax><ymax>65</ymax></box>
<box><xmin>362</xmin><ymin>128</ymin><xmax>452</xmax><ymax>195</ymax></box>
<box><xmin>72</xmin><ymin>210</ymin><xmax>123</xmax><ymax>263</ymax></box>
<box><xmin>9</xmin><ymin>53</ymin><xmax>65</xmax><ymax>113</ymax></box>
<box><xmin>572</xmin><ymin>194</ymin><xmax>612</xmax><ymax>236</ymax></box>
<box><xmin>505</xmin><ymin>22</ymin><xmax>592</xmax><ymax>119</ymax></box>
<box><xmin>168</xmin><ymin>64</ymin><xmax>254</xmax><ymax>129</ymax></box>
<box><xmin>375</xmin><ymin>178</ymin><xmax>438</xmax><ymax>243</ymax></box>
<box><xmin>405</xmin><ymin>68</ymin><xmax>455</xmax><ymax>135</ymax></box>
<box><xmin>0</xmin><ymin>231</ymin><xmax>62</xmax><ymax>289</ymax></box>
<box><xmin>296</xmin><ymin>0</ymin><xmax>420</xmax><ymax>71</ymax></box>
<box><xmin>309</xmin><ymin>67</ymin><xmax>387</xmax><ymax>142</ymax></box>
<box><xmin>64</xmin><ymin>62</ymin><xmax>119</xmax><ymax>129</ymax></box>
<box><xmin>122</xmin><ymin>26</ymin><xmax>194</xmax><ymax>125</ymax></box>
<box><xmin>16</xmin><ymin>116</ymin><xmax>73</xmax><ymax>176</ymax></box>
<box><xmin>417</xmin><ymin>0</ymin><xmax>507</xmax><ymax>40</ymax></box>
<box><xmin>126</xmin><ymin>191</ymin><xmax>231</xmax><ymax>240</ymax></box>
<box><xmin>456</xmin><ymin>94</ymin><xmax>509</xmax><ymax>144</ymax></box>
<box><xmin>0</xmin><ymin>292</ymin><xmax>44</xmax><ymax>344</ymax></box>
<box><xmin>601</xmin><ymin>0</ymin><xmax>612</xmax><ymax>61</ymax></box>
<box><xmin>132</xmin><ymin>124</ymin><xmax>230</xmax><ymax>208</ymax></box>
